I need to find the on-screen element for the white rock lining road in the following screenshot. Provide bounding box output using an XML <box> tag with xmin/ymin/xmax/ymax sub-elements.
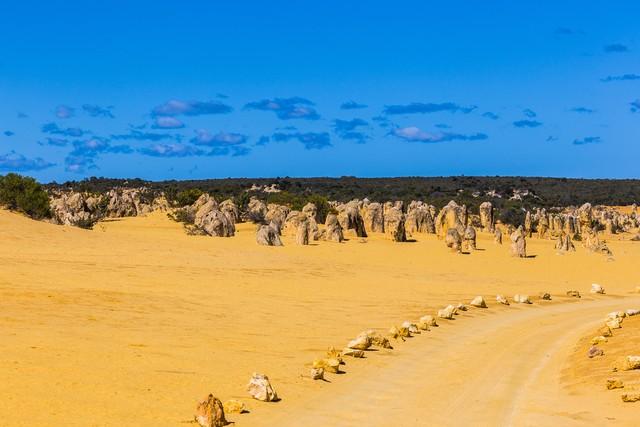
<box><xmin>256</xmin><ymin>295</ymin><xmax>640</xmax><ymax>427</ymax></box>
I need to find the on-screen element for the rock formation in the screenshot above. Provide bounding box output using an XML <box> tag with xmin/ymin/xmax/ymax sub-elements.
<box><xmin>323</xmin><ymin>214</ymin><xmax>344</xmax><ymax>242</ymax></box>
<box><xmin>219</xmin><ymin>199</ymin><xmax>240</xmax><ymax>224</ymax></box>
<box><xmin>384</xmin><ymin>207</ymin><xmax>407</xmax><ymax>242</ymax></box>
<box><xmin>337</xmin><ymin>202</ymin><xmax>367</xmax><ymax>237</ymax></box>
<box><xmin>510</xmin><ymin>226</ymin><xmax>527</xmax><ymax>257</ymax></box>
<box><xmin>479</xmin><ymin>201</ymin><xmax>495</xmax><ymax>232</ymax></box>
<box><xmin>362</xmin><ymin>202</ymin><xmax>384</xmax><ymax>233</ymax></box>
<box><xmin>555</xmin><ymin>233</ymin><xmax>576</xmax><ymax>252</ymax></box>
<box><xmin>195</xmin><ymin>394</ymin><xmax>229</xmax><ymax>427</ymax></box>
<box><xmin>256</xmin><ymin>225</ymin><xmax>283</xmax><ymax>246</ymax></box>
<box><xmin>463</xmin><ymin>225</ymin><xmax>477</xmax><ymax>251</ymax></box>
<box><xmin>445</xmin><ymin>228</ymin><xmax>462</xmax><ymax>253</ymax></box>
<box><xmin>494</xmin><ymin>228</ymin><xmax>503</xmax><ymax>244</ymax></box>
<box><xmin>405</xmin><ymin>201</ymin><xmax>435</xmax><ymax>234</ymax></box>
<box><xmin>247</xmin><ymin>373</ymin><xmax>278</xmax><ymax>401</ymax></box>
<box><xmin>197</xmin><ymin>209</ymin><xmax>235</xmax><ymax>237</ymax></box>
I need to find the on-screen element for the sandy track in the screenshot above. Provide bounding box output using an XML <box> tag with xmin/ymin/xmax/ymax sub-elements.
<box><xmin>264</xmin><ymin>297</ymin><xmax>640</xmax><ymax>427</ymax></box>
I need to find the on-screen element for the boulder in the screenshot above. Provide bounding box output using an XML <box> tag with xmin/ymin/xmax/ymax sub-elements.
<box><xmin>197</xmin><ymin>209</ymin><xmax>235</xmax><ymax>237</ymax></box>
<box><xmin>337</xmin><ymin>202</ymin><xmax>367</xmax><ymax>237</ymax></box>
<box><xmin>419</xmin><ymin>315</ymin><xmax>438</xmax><ymax>328</ymax></box>
<box><xmin>436</xmin><ymin>201</ymin><xmax>465</xmax><ymax>239</ymax></box>
<box><xmin>223</xmin><ymin>399</ymin><xmax>246</xmax><ymax>414</ymax></box>
<box><xmin>540</xmin><ymin>293</ymin><xmax>552</xmax><ymax>300</ymax></box>
<box><xmin>323</xmin><ymin>213</ymin><xmax>344</xmax><ymax>243</ymax></box>
<box><xmin>195</xmin><ymin>394</ymin><xmax>229</xmax><ymax>427</ymax></box>
<box><xmin>384</xmin><ymin>207</ymin><xmax>407</xmax><ymax>242</ymax></box>
<box><xmin>363</xmin><ymin>202</ymin><xmax>385</xmax><ymax>233</ymax></box>
<box><xmin>401</xmin><ymin>321</ymin><xmax>420</xmax><ymax>334</ymax></box>
<box><xmin>463</xmin><ymin>225</ymin><xmax>477</xmax><ymax>250</ymax></box>
<box><xmin>438</xmin><ymin>304</ymin><xmax>457</xmax><ymax>320</ymax></box>
<box><xmin>256</xmin><ymin>225</ymin><xmax>283</xmax><ymax>246</ymax></box>
<box><xmin>619</xmin><ymin>356</ymin><xmax>640</xmax><ymax>371</ymax></box>
<box><xmin>479</xmin><ymin>201</ymin><xmax>495</xmax><ymax>232</ymax></box>
<box><xmin>219</xmin><ymin>199</ymin><xmax>240</xmax><ymax>224</ymax></box>
<box><xmin>312</xmin><ymin>358</ymin><xmax>340</xmax><ymax>374</ymax></box>
<box><xmin>588</xmin><ymin>345</ymin><xmax>604</xmax><ymax>358</ymax></box>
<box><xmin>590</xmin><ymin>283</ymin><xmax>605</xmax><ymax>294</ymax></box>
<box><xmin>247</xmin><ymin>373</ymin><xmax>278</xmax><ymax>401</ymax></box>
<box><xmin>243</xmin><ymin>197</ymin><xmax>268</xmax><ymax>223</ymax></box>
<box><xmin>513</xmin><ymin>294</ymin><xmax>532</xmax><ymax>304</ymax></box>
<box><xmin>496</xmin><ymin>295</ymin><xmax>510</xmax><ymax>305</ymax></box>
<box><xmin>510</xmin><ymin>226</ymin><xmax>527</xmax><ymax>258</ymax></box>
<box><xmin>294</xmin><ymin>215</ymin><xmax>311</xmax><ymax>245</ymax></box>
<box><xmin>347</xmin><ymin>335</ymin><xmax>372</xmax><ymax>351</ymax></box>
<box><xmin>302</xmin><ymin>202</ymin><xmax>318</xmax><ymax>222</ymax></box>
<box><xmin>494</xmin><ymin>228</ymin><xmax>503</xmax><ymax>244</ymax></box>
<box><xmin>406</xmin><ymin>202</ymin><xmax>435</xmax><ymax>234</ymax></box>
<box><xmin>445</xmin><ymin>228</ymin><xmax>463</xmax><ymax>253</ymax></box>
<box><xmin>470</xmin><ymin>296</ymin><xmax>487</xmax><ymax>308</ymax></box>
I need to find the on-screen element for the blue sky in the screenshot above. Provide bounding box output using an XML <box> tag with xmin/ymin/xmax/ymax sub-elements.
<box><xmin>0</xmin><ymin>0</ymin><xmax>639</xmax><ymax>181</ymax></box>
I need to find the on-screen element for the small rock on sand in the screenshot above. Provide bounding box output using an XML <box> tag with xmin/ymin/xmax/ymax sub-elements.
<box><xmin>591</xmin><ymin>336</ymin><xmax>608</xmax><ymax>345</ymax></box>
<box><xmin>588</xmin><ymin>345</ymin><xmax>604</xmax><ymax>358</ymax></box>
<box><xmin>590</xmin><ymin>283</ymin><xmax>605</xmax><ymax>294</ymax></box>
<box><xmin>621</xmin><ymin>393</ymin><xmax>640</xmax><ymax>403</ymax></box>
<box><xmin>606</xmin><ymin>378</ymin><xmax>624</xmax><ymax>390</ymax></box>
<box><xmin>496</xmin><ymin>295</ymin><xmax>510</xmax><ymax>305</ymax></box>
<box><xmin>223</xmin><ymin>399</ymin><xmax>246</xmax><ymax>414</ymax></box>
<box><xmin>566</xmin><ymin>290</ymin><xmax>581</xmax><ymax>298</ymax></box>
<box><xmin>540</xmin><ymin>292</ymin><xmax>552</xmax><ymax>300</ymax></box>
<box><xmin>470</xmin><ymin>296</ymin><xmax>487</xmax><ymax>308</ymax></box>
<box><xmin>513</xmin><ymin>294</ymin><xmax>532</xmax><ymax>304</ymax></box>
<box><xmin>247</xmin><ymin>373</ymin><xmax>278</xmax><ymax>402</ymax></box>
<box><xmin>195</xmin><ymin>394</ymin><xmax>230</xmax><ymax>427</ymax></box>
<box><xmin>310</xmin><ymin>367</ymin><xmax>325</xmax><ymax>380</ymax></box>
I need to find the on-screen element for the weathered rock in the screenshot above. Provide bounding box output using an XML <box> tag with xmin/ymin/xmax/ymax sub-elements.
<box><xmin>606</xmin><ymin>319</ymin><xmax>622</xmax><ymax>329</ymax></box>
<box><xmin>566</xmin><ymin>290</ymin><xmax>581</xmax><ymax>298</ymax></box>
<box><xmin>106</xmin><ymin>188</ymin><xmax>153</xmax><ymax>218</ymax></box>
<box><xmin>494</xmin><ymin>228</ymin><xmax>503</xmax><ymax>244</ymax></box>
<box><xmin>323</xmin><ymin>213</ymin><xmax>344</xmax><ymax>243</ymax></box>
<box><xmin>463</xmin><ymin>225</ymin><xmax>477</xmax><ymax>251</ymax></box>
<box><xmin>445</xmin><ymin>228</ymin><xmax>462</xmax><ymax>253</ymax></box>
<box><xmin>621</xmin><ymin>393</ymin><xmax>640</xmax><ymax>403</ymax></box>
<box><xmin>243</xmin><ymin>197</ymin><xmax>268</xmax><ymax>223</ymax></box>
<box><xmin>313</xmin><ymin>358</ymin><xmax>340</xmax><ymax>374</ymax></box>
<box><xmin>496</xmin><ymin>295</ymin><xmax>510</xmax><ymax>305</ymax></box>
<box><xmin>588</xmin><ymin>345</ymin><xmax>604</xmax><ymax>358</ymax></box>
<box><xmin>436</xmin><ymin>201</ymin><xmax>465</xmax><ymax>239</ymax></box>
<box><xmin>401</xmin><ymin>321</ymin><xmax>420</xmax><ymax>334</ymax></box>
<box><xmin>195</xmin><ymin>394</ymin><xmax>229</xmax><ymax>427</ymax></box>
<box><xmin>223</xmin><ymin>399</ymin><xmax>246</xmax><ymax>414</ymax></box>
<box><xmin>479</xmin><ymin>201</ymin><xmax>495</xmax><ymax>232</ymax></box>
<box><xmin>219</xmin><ymin>199</ymin><xmax>240</xmax><ymax>224</ymax></box>
<box><xmin>384</xmin><ymin>207</ymin><xmax>407</xmax><ymax>242</ymax></box>
<box><xmin>537</xmin><ymin>213</ymin><xmax>549</xmax><ymax>238</ymax></box>
<box><xmin>598</xmin><ymin>326</ymin><xmax>613</xmax><ymax>337</ymax></box>
<box><xmin>540</xmin><ymin>293</ymin><xmax>552</xmax><ymax>300</ymax></box>
<box><xmin>591</xmin><ymin>336</ymin><xmax>608</xmax><ymax>345</ymax></box>
<box><xmin>294</xmin><ymin>215</ymin><xmax>311</xmax><ymax>245</ymax></box>
<box><xmin>513</xmin><ymin>294</ymin><xmax>532</xmax><ymax>304</ymax></box>
<box><xmin>361</xmin><ymin>330</ymin><xmax>393</xmax><ymax>349</ymax></box>
<box><xmin>626</xmin><ymin>308</ymin><xmax>640</xmax><ymax>317</ymax></box>
<box><xmin>510</xmin><ymin>226</ymin><xmax>527</xmax><ymax>258</ymax></box>
<box><xmin>419</xmin><ymin>315</ymin><xmax>438</xmax><ymax>328</ymax></box>
<box><xmin>256</xmin><ymin>225</ymin><xmax>283</xmax><ymax>246</ymax></box>
<box><xmin>363</xmin><ymin>202</ymin><xmax>384</xmax><ymax>233</ymax></box>
<box><xmin>470</xmin><ymin>296</ymin><xmax>487</xmax><ymax>308</ymax></box>
<box><xmin>347</xmin><ymin>335</ymin><xmax>372</xmax><ymax>350</ymax></box>
<box><xmin>590</xmin><ymin>283</ymin><xmax>605</xmax><ymax>294</ymax></box>
<box><xmin>49</xmin><ymin>191</ymin><xmax>104</xmax><ymax>227</ymax></box>
<box><xmin>555</xmin><ymin>233</ymin><xmax>576</xmax><ymax>252</ymax></box>
<box><xmin>197</xmin><ymin>209</ymin><xmax>235</xmax><ymax>237</ymax></box>
<box><xmin>606</xmin><ymin>378</ymin><xmax>624</xmax><ymax>390</ymax></box>
<box><xmin>247</xmin><ymin>373</ymin><xmax>278</xmax><ymax>401</ymax></box>
<box><xmin>337</xmin><ymin>202</ymin><xmax>367</xmax><ymax>237</ymax></box>
<box><xmin>302</xmin><ymin>202</ymin><xmax>318</xmax><ymax>222</ymax></box>
<box><xmin>619</xmin><ymin>356</ymin><xmax>640</xmax><ymax>371</ymax></box>
<box><xmin>310</xmin><ymin>367</ymin><xmax>325</xmax><ymax>380</ymax></box>
<box><xmin>406</xmin><ymin>202</ymin><xmax>435</xmax><ymax>234</ymax></box>
<box><xmin>438</xmin><ymin>304</ymin><xmax>457</xmax><ymax>320</ymax></box>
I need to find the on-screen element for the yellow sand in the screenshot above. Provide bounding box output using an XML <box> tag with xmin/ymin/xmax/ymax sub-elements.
<box><xmin>0</xmin><ymin>209</ymin><xmax>638</xmax><ymax>426</ymax></box>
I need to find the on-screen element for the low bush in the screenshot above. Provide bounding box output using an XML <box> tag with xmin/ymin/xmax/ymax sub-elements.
<box><xmin>0</xmin><ymin>173</ymin><xmax>51</xmax><ymax>219</ymax></box>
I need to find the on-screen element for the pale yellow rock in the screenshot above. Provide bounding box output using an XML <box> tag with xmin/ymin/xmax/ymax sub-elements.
<box><xmin>598</xmin><ymin>326</ymin><xmax>613</xmax><ymax>337</ymax></box>
<box><xmin>621</xmin><ymin>393</ymin><xmax>640</xmax><ymax>403</ymax></box>
<box><xmin>419</xmin><ymin>315</ymin><xmax>438</xmax><ymax>327</ymax></box>
<box><xmin>438</xmin><ymin>304</ymin><xmax>456</xmax><ymax>320</ymax></box>
<box><xmin>590</xmin><ymin>283</ymin><xmax>605</xmax><ymax>294</ymax></box>
<box><xmin>470</xmin><ymin>296</ymin><xmax>487</xmax><ymax>308</ymax></box>
<box><xmin>312</xmin><ymin>358</ymin><xmax>341</xmax><ymax>374</ymax></box>
<box><xmin>606</xmin><ymin>319</ymin><xmax>622</xmax><ymax>329</ymax></box>
<box><xmin>342</xmin><ymin>347</ymin><xmax>365</xmax><ymax>358</ymax></box>
<box><xmin>310</xmin><ymin>367</ymin><xmax>325</xmax><ymax>380</ymax></box>
<box><xmin>247</xmin><ymin>373</ymin><xmax>278</xmax><ymax>402</ymax></box>
<box><xmin>401</xmin><ymin>321</ymin><xmax>420</xmax><ymax>334</ymax></box>
<box><xmin>513</xmin><ymin>294</ymin><xmax>532</xmax><ymax>304</ymax></box>
<box><xmin>223</xmin><ymin>399</ymin><xmax>246</xmax><ymax>414</ymax></box>
<box><xmin>591</xmin><ymin>336</ymin><xmax>608</xmax><ymax>345</ymax></box>
<box><xmin>195</xmin><ymin>394</ymin><xmax>229</xmax><ymax>427</ymax></box>
<box><xmin>496</xmin><ymin>295</ymin><xmax>510</xmax><ymax>305</ymax></box>
<box><xmin>347</xmin><ymin>334</ymin><xmax>372</xmax><ymax>350</ymax></box>
<box><xmin>606</xmin><ymin>379</ymin><xmax>624</xmax><ymax>390</ymax></box>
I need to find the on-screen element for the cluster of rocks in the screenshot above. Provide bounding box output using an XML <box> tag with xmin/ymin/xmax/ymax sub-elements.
<box><xmin>48</xmin><ymin>188</ymin><xmax>169</xmax><ymax>228</ymax></box>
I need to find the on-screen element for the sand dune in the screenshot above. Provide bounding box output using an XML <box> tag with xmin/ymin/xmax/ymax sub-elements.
<box><xmin>0</xmin><ymin>209</ymin><xmax>638</xmax><ymax>426</ymax></box>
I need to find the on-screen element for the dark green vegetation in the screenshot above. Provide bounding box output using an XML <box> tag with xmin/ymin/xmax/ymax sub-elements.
<box><xmin>0</xmin><ymin>173</ymin><xmax>51</xmax><ymax>219</ymax></box>
<box><xmin>46</xmin><ymin>176</ymin><xmax>640</xmax><ymax>212</ymax></box>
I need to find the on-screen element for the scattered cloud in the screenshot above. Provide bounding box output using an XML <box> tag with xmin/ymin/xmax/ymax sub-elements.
<box><xmin>546</xmin><ymin>136</ymin><xmax>558</xmax><ymax>142</ymax></box>
<box><xmin>570</xmin><ymin>107</ymin><xmax>595</xmax><ymax>114</ymax></box>
<box><xmin>383</xmin><ymin>102</ymin><xmax>476</xmax><ymax>115</ymax></box>
<box><xmin>70</xmin><ymin>137</ymin><xmax>132</xmax><ymax>157</ymax></box>
<box><xmin>523</xmin><ymin>108</ymin><xmax>537</xmax><ymax>118</ymax></box>
<box><xmin>111</xmin><ymin>129</ymin><xmax>176</xmax><ymax>142</ymax></box>
<box><xmin>216</xmin><ymin>93</ymin><xmax>229</xmax><ymax>99</ymax></box>
<box><xmin>573</xmin><ymin>136</ymin><xmax>601</xmax><ymax>145</ymax></box>
<box><xmin>138</xmin><ymin>143</ymin><xmax>204</xmax><ymax>157</ymax></box>
<box><xmin>390</xmin><ymin>126</ymin><xmax>487</xmax><ymax>143</ymax></box>
<box><xmin>152</xmin><ymin>116</ymin><xmax>185</xmax><ymax>129</ymax></box>
<box><xmin>600</xmin><ymin>74</ymin><xmax>640</xmax><ymax>82</ymax></box>
<box><xmin>0</xmin><ymin>151</ymin><xmax>54</xmax><ymax>171</ymax></box>
<box><xmin>340</xmin><ymin>101</ymin><xmax>368</xmax><ymax>110</ymax></box>
<box><xmin>256</xmin><ymin>136</ymin><xmax>270</xmax><ymax>146</ymax></box>
<box><xmin>17</xmin><ymin>112</ymin><xmax>28</xmax><ymax>119</ymax></box>
<box><xmin>513</xmin><ymin>120</ymin><xmax>542</xmax><ymax>128</ymax></box>
<box><xmin>435</xmin><ymin>123</ymin><xmax>451</xmax><ymax>129</ymax></box>
<box><xmin>82</xmin><ymin>104</ymin><xmax>115</xmax><ymax>118</ymax></box>
<box><xmin>39</xmin><ymin>137</ymin><xmax>69</xmax><ymax>147</ymax></box>
<box><xmin>55</xmin><ymin>105</ymin><xmax>75</xmax><ymax>119</ymax></box>
<box><xmin>245</xmin><ymin>97</ymin><xmax>320</xmax><ymax>120</ymax></box>
<box><xmin>631</xmin><ymin>100</ymin><xmax>640</xmax><ymax>113</ymax></box>
<box><xmin>190</xmin><ymin>130</ymin><xmax>248</xmax><ymax>146</ymax></box>
<box><xmin>604</xmin><ymin>43</ymin><xmax>629</xmax><ymax>53</ymax></box>
<box><xmin>41</xmin><ymin>122</ymin><xmax>88</xmax><ymax>137</ymax></box>
<box><xmin>152</xmin><ymin>99</ymin><xmax>232</xmax><ymax>116</ymax></box>
<box><xmin>371</xmin><ymin>115</ymin><xmax>390</xmax><ymax>128</ymax></box>
<box><xmin>272</xmin><ymin>132</ymin><xmax>331</xmax><ymax>149</ymax></box>
<box><xmin>4</xmin><ymin>130</ymin><xmax>15</xmax><ymax>137</ymax></box>
<box><xmin>482</xmin><ymin>112</ymin><xmax>499</xmax><ymax>120</ymax></box>
<box><xmin>333</xmin><ymin>118</ymin><xmax>369</xmax><ymax>143</ymax></box>
<box><xmin>230</xmin><ymin>146</ymin><xmax>251</xmax><ymax>156</ymax></box>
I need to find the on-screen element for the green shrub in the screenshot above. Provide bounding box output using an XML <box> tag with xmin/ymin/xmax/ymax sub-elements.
<box><xmin>174</xmin><ymin>188</ymin><xmax>203</xmax><ymax>207</ymax></box>
<box><xmin>0</xmin><ymin>173</ymin><xmax>51</xmax><ymax>219</ymax></box>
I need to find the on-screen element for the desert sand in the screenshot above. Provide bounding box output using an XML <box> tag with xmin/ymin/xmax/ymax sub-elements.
<box><xmin>1</xmin><ymin>208</ymin><xmax>639</xmax><ymax>426</ymax></box>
